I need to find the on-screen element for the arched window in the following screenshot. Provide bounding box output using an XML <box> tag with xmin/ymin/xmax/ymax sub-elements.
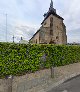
<box><xmin>36</xmin><ymin>39</ymin><xmax>37</xmax><ymax>44</ymax></box>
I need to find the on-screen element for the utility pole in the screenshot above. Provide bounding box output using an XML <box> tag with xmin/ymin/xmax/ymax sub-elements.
<box><xmin>6</xmin><ymin>13</ymin><xmax>7</xmax><ymax>42</ymax></box>
<box><xmin>12</xmin><ymin>35</ymin><xmax>16</xmax><ymax>43</ymax></box>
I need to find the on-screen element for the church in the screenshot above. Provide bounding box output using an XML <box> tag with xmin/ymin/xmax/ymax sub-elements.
<box><xmin>30</xmin><ymin>0</ymin><xmax>67</xmax><ymax>44</ymax></box>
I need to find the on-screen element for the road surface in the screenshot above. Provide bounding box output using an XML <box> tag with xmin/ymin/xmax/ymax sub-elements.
<box><xmin>47</xmin><ymin>75</ymin><xmax>80</xmax><ymax>92</ymax></box>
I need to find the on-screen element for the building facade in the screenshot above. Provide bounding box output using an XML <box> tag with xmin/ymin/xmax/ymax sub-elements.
<box><xmin>30</xmin><ymin>0</ymin><xmax>67</xmax><ymax>44</ymax></box>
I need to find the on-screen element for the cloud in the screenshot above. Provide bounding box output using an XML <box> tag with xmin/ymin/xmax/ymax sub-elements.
<box><xmin>0</xmin><ymin>0</ymin><xmax>80</xmax><ymax>43</ymax></box>
<box><xmin>53</xmin><ymin>0</ymin><xmax>80</xmax><ymax>43</ymax></box>
<box><xmin>53</xmin><ymin>0</ymin><xmax>80</xmax><ymax>31</ymax></box>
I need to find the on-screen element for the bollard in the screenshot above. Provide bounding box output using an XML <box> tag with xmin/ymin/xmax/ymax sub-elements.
<box><xmin>51</xmin><ymin>66</ymin><xmax>54</xmax><ymax>78</ymax></box>
<box><xmin>4</xmin><ymin>75</ymin><xmax>13</xmax><ymax>92</ymax></box>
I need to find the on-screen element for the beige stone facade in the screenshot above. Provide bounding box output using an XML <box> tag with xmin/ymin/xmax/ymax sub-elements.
<box><xmin>30</xmin><ymin>0</ymin><xmax>67</xmax><ymax>45</ymax></box>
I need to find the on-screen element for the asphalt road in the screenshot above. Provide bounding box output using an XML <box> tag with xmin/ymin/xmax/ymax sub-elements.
<box><xmin>47</xmin><ymin>75</ymin><xmax>80</xmax><ymax>92</ymax></box>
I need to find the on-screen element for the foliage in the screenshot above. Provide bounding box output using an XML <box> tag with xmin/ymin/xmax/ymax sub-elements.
<box><xmin>0</xmin><ymin>42</ymin><xmax>80</xmax><ymax>78</ymax></box>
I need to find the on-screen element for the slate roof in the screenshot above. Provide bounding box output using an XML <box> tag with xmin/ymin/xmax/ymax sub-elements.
<box><xmin>41</xmin><ymin>10</ymin><xmax>64</xmax><ymax>24</ymax></box>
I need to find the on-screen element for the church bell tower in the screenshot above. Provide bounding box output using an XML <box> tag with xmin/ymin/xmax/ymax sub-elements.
<box><xmin>30</xmin><ymin>0</ymin><xmax>67</xmax><ymax>45</ymax></box>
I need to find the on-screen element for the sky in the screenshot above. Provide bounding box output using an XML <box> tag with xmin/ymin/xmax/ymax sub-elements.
<box><xmin>0</xmin><ymin>0</ymin><xmax>80</xmax><ymax>43</ymax></box>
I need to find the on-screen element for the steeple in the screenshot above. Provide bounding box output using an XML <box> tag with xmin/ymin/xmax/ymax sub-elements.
<box><xmin>43</xmin><ymin>0</ymin><xmax>56</xmax><ymax>18</ymax></box>
<box><xmin>49</xmin><ymin>0</ymin><xmax>56</xmax><ymax>13</ymax></box>
<box><xmin>42</xmin><ymin>0</ymin><xmax>63</xmax><ymax>24</ymax></box>
<box><xmin>50</xmin><ymin>0</ymin><xmax>53</xmax><ymax>9</ymax></box>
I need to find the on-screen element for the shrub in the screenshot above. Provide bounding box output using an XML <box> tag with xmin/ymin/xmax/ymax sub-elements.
<box><xmin>0</xmin><ymin>42</ymin><xmax>80</xmax><ymax>78</ymax></box>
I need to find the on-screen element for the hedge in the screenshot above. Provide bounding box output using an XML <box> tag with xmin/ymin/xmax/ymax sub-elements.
<box><xmin>0</xmin><ymin>42</ymin><xmax>80</xmax><ymax>78</ymax></box>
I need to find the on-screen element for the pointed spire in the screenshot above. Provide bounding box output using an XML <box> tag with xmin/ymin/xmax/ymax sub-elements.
<box><xmin>43</xmin><ymin>0</ymin><xmax>56</xmax><ymax>19</ymax></box>
<box><xmin>50</xmin><ymin>0</ymin><xmax>53</xmax><ymax>9</ymax></box>
<box><xmin>49</xmin><ymin>0</ymin><xmax>56</xmax><ymax>13</ymax></box>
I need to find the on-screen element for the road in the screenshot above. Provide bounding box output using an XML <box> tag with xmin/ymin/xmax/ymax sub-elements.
<box><xmin>47</xmin><ymin>75</ymin><xmax>80</xmax><ymax>92</ymax></box>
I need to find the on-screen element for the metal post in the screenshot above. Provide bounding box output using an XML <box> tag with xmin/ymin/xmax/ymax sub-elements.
<box><xmin>13</xmin><ymin>35</ymin><xmax>14</xmax><ymax>43</ymax></box>
<box><xmin>51</xmin><ymin>66</ymin><xmax>54</xmax><ymax>78</ymax></box>
<box><xmin>6</xmin><ymin>13</ymin><xmax>7</xmax><ymax>42</ymax></box>
<box><xmin>51</xmin><ymin>59</ymin><xmax>55</xmax><ymax>78</ymax></box>
<box><xmin>50</xmin><ymin>54</ymin><xmax>55</xmax><ymax>78</ymax></box>
<box><xmin>12</xmin><ymin>35</ymin><xmax>16</xmax><ymax>43</ymax></box>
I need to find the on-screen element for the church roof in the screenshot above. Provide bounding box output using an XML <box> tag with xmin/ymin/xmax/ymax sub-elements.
<box><xmin>41</xmin><ymin>0</ymin><xmax>64</xmax><ymax>24</ymax></box>
<box><xmin>41</xmin><ymin>11</ymin><xmax>64</xmax><ymax>24</ymax></box>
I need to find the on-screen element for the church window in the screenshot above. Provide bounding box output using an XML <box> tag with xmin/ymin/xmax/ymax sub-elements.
<box><xmin>50</xmin><ymin>30</ymin><xmax>53</xmax><ymax>35</ymax></box>
<box><xmin>36</xmin><ymin>39</ymin><xmax>37</xmax><ymax>44</ymax></box>
<box><xmin>39</xmin><ymin>36</ymin><xmax>40</xmax><ymax>43</ymax></box>
<box><xmin>56</xmin><ymin>36</ymin><xmax>59</xmax><ymax>39</ymax></box>
<box><xmin>50</xmin><ymin>23</ymin><xmax>53</xmax><ymax>27</ymax></box>
<box><xmin>50</xmin><ymin>17</ymin><xmax>53</xmax><ymax>22</ymax></box>
<box><xmin>50</xmin><ymin>17</ymin><xmax>53</xmax><ymax>27</ymax></box>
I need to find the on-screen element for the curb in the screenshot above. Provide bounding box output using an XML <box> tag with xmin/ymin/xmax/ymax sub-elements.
<box><xmin>46</xmin><ymin>72</ymin><xmax>80</xmax><ymax>92</ymax></box>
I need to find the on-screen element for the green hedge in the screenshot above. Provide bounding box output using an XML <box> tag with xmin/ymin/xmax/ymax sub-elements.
<box><xmin>0</xmin><ymin>42</ymin><xmax>80</xmax><ymax>78</ymax></box>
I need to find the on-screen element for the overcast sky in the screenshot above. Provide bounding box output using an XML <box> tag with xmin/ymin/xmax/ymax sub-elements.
<box><xmin>0</xmin><ymin>0</ymin><xmax>80</xmax><ymax>43</ymax></box>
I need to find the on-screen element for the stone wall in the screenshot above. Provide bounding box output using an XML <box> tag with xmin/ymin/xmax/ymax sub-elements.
<box><xmin>0</xmin><ymin>79</ymin><xmax>5</xmax><ymax>92</ymax></box>
<box><xmin>0</xmin><ymin>76</ymin><xmax>12</xmax><ymax>92</ymax></box>
<box><xmin>0</xmin><ymin>69</ymin><xmax>51</xmax><ymax>92</ymax></box>
<box><xmin>31</xmin><ymin>32</ymin><xmax>39</xmax><ymax>44</ymax></box>
<box><xmin>1</xmin><ymin>63</ymin><xmax>80</xmax><ymax>92</ymax></box>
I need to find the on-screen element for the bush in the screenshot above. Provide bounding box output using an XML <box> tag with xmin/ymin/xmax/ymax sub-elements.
<box><xmin>0</xmin><ymin>42</ymin><xmax>80</xmax><ymax>78</ymax></box>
